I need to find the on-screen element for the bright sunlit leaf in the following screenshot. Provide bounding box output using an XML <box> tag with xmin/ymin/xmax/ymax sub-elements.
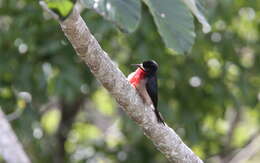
<box><xmin>73</xmin><ymin>123</ymin><xmax>101</xmax><ymax>141</ymax></box>
<box><xmin>17</xmin><ymin>99</ymin><xmax>26</xmax><ymax>109</ymax></box>
<box><xmin>45</xmin><ymin>0</ymin><xmax>75</xmax><ymax>18</ymax></box>
<box><xmin>41</xmin><ymin>109</ymin><xmax>61</xmax><ymax>135</ymax></box>
<box><xmin>0</xmin><ymin>87</ymin><xmax>12</xmax><ymax>99</ymax></box>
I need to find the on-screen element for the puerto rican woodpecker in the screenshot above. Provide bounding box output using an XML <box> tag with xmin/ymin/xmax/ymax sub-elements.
<box><xmin>128</xmin><ymin>60</ymin><xmax>165</xmax><ymax>125</ymax></box>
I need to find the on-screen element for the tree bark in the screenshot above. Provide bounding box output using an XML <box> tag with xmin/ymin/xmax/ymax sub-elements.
<box><xmin>0</xmin><ymin>109</ymin><xmax>31</xmax><ymax>163</ymax></box>
<box><xmin>41</xmin><ymin>3</ymin><xmax>203</xmax><ymax>163</ymax></box>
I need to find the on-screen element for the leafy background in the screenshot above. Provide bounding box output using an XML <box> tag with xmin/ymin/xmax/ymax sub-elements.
<box><xmin>0</xmin><ymin>0</ymin><xmax>260</xmax><ymax>163</ymax></box>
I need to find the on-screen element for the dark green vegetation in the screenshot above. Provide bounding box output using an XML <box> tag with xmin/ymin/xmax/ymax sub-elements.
<box><xmin>47</xmin><ymin>0</ymin><xmax>202</xmax><ymax>53</ymax></box>
<box><xmin>0</xmin><ymin>0</ymin><xmax>260</xmax><ymax>162</ymax></box>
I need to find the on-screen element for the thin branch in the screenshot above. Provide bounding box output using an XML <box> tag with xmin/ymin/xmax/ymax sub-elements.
<box><xmin>228</xmin><ymin>133</ymin><xmax>260</xmax><ymax>163</ymax></box>
<box><xmin>40</xmin><ymin>2</ymin><xmax>203</xmax><ymax>163</ymax></box>
<box><xmin>209</xmin><ymin>130</ymin><xmax>260</xmax><ymax>163</ymax></box>
<box><xmin>55</xmin><ymin>97</ymin><xmax>84</xmax><ymax>163</ymax></box>
<box><xmin>224</xmin><ymin>107</ymin><xmax>242</xmax><ymax>150</ymax></box>
<box><xmin>0</xmin><ymin>108</ymin><xmax>31</xmax><ymax>163</ymax></box>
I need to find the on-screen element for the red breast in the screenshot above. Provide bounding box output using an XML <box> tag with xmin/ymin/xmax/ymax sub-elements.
<box><xmin>129</xmin><ymin>68</ymin><xmax>146</xmax><ymax>88</ymax></box>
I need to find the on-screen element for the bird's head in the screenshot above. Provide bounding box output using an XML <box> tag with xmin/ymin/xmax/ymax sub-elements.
<box><xmin>132</xmin><ymin>60</ymin><xmax>158</xmax><ymax>74</ymax></box>
<box><xmin>142</xmin><ymin>60</ymin><xmax>158</xmax><ymax>73</ymax></box>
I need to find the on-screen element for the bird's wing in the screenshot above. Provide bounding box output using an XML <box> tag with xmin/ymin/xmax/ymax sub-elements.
<box><xmin>145</xmin><ymin>75</ymin><xmax>158</xmax><ymax>108</ymax></box>
<box><xmin>146</xmin><ymin>75</ymin><xmax>165</xmax><ymax>124</ymax></box>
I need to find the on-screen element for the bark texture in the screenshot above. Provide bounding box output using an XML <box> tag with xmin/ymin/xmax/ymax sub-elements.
<box><xmin>0</xmin><ymin>109</ymin><xmax>31</xmax><ymax>163</ymax></box>
<box><xmin>41</xmin><ymin>4</ymin><xmax>203</xmax><ymax>163</ymax></box>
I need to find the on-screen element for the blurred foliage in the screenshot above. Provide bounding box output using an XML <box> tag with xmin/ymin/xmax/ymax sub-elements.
<box><xmin>0</xmin><ymin>0</ymin><xmax>260</xmax><ymax>163</ymax></box>
<box><xmin>92</xmin><ymin>88</ymin><xmax>116</xmax><ymax>116</ymax></box>
<box><xmin>41</xmin><ymin>108</ymin><xmax>61</xmax><ymax>134</ymax></box>
<box><xmin>81</xmin><ymin>0</ymin><xmax>207</xmax><ymax>53</ymax></box>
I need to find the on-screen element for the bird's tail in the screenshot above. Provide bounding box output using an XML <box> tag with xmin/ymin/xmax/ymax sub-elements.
<box><xmin>154</xmin><ymin>109</ymin><xmax>165</xmax><ymax>125</ymax></box>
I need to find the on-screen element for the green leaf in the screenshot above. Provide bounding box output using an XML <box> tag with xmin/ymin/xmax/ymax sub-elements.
<box><xmin>82</xmin><ymin>0</ymin><xmax>141</xmax><ymax>33</ymax></box>
<box><xmin>41</xmin><ymin>109</ymin><xmax>61</xmax><ymax>135</ymax></box>
<box><xmin>180</xmin><ymin>0</ymin><xmax>211</xmax><ymax>33</ymax></box>
<box><xmin>45</xmin><ymin>0</ymin><xmax>75</xmax><ymax>18</ymax></box>
<box><xmin>143</xmin><ymin>0</ymin><xmax>195</xmax><ymax>53</ymax></box>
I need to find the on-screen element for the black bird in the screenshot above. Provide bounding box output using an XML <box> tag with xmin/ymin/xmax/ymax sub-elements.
<box><xmin>128</xmin><ymin>60</ymin><xmax>165</xmax><ymax>125</ymax></box>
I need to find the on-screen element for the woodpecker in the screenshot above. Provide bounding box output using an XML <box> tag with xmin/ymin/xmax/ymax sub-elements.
<box><xmin>128</xmin><ymin>60</ymin><xmax>165</xmax><ymax>125</ymax></box>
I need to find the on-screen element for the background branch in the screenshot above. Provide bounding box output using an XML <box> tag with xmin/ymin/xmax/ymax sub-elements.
<box><xmin>228</xmin><ymin>132</ymin><xmax>260</xmax><ymax>163</ymax></box>
<box><xmin>40</xmin><ymin>3</ymin><xmax>203</xmax><ymax>163</ymax></box>
<box><xmin>55</xmin><ymin>97</ymin><xmax>84</xmax><ymax>163</ymax></box>
<box><xmin>0</xmin><ymin>108</ymin><xmax>31</xmax><ymax>163</ymax></box>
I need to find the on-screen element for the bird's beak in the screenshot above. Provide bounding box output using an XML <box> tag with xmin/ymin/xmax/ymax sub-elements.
<box><xmin>131</xmin><ymin>64</ymin><xmax>145</xmax><ymax>71</ymax></box>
